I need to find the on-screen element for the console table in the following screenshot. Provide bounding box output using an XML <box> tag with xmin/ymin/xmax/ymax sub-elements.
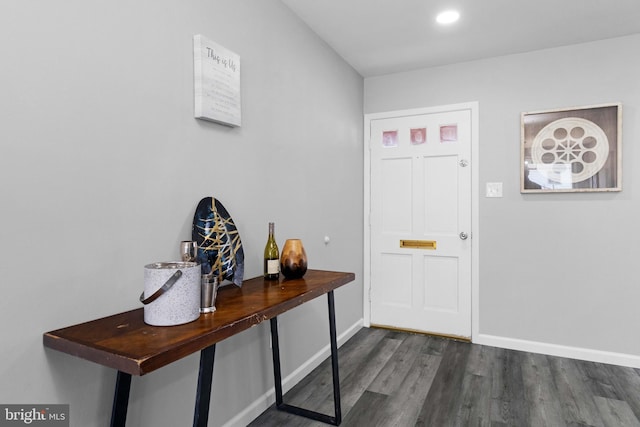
<box><xmin>43</xmin><ymin>269</ymin><xmax>355</xmax><ymax>426</ymax></box>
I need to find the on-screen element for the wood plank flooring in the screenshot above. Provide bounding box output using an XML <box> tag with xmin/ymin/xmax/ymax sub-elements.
<box><xmin>249</xmin><ymin>327</ymin><xmax>640</xmax><ymax>427</ymax></box>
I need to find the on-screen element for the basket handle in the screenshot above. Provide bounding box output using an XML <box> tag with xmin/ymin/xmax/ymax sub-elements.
<box><xmin>139</xmin><ymin>270</ymin><xmax>183</xmax><ymax>305</ymax></box>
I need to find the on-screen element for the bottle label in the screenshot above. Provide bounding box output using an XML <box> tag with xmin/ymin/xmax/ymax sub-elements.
<box><xmin>267</xmin><ymin>259</ymin><xmax>279</xmax><ymax>274</ymax></box>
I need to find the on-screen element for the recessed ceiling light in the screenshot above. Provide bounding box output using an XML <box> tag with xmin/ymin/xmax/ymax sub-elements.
<box><xmin>436</xmin><ymin>9</ymin><xmax>460</xmax><ymax>25</ymax></box>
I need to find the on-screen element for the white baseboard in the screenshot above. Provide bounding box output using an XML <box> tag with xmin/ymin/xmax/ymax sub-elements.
<box><xmin>475</xmin><ymin>333</ymin><xmax>640</xmax><ymax>369</ymax></box>
<box><xmin>222</xmin><ymin>318</ymin><xmax>364</xmax><ymax>427</ymax></box>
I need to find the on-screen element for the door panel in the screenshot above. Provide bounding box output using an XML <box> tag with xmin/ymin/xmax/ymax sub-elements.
<box><xmin>379</xmin><ymin>253</ymin><xmax>412</xmax><ymax>307</ymax></box>
<box><xmin>423</xmin><ymin>255</ymin><xmax>458</xmax><ymax>312</ymax></box>
<box><xmin>369</xmin><ymin>108</ymin><xmax>472</xmax><ymax>338</ymax></box>
<box><xmin>381</xmin><ymin>157</ymin><xmax>412</xmax><ymax>233</ymax></box>
<box><xmin>423</xmin><ymin>155</ymin><xmax>458</xmax><ymax>233</ymax></box>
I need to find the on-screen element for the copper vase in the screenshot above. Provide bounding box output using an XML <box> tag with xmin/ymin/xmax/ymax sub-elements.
<box><xmin>280</xmin><ymin>239</ymin><xmax>308</xmax><ymax>279</ymax></box>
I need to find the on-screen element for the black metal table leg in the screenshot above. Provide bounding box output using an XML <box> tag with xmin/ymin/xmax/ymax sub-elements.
<box><xmin>327</xmin><ymin>290</ymin><xmax>342</xmax><ymax>425</ymax></box>
<box><xmin>270</xmin><ymin>290</ymin><xmax>342</xmax><ymax>425</ymax></box>
<box><xmin>110</xmin><ymin>370</ymin><xmax>132</xmax><ymax>427</ymax></box>
<box><xmin>193</xmin><ymin>344</ymin><xmax>216</xmax><ymax>427</ymax></box>
<box><xmin>270</xmin><ymin>317</ymin><xmax>284</xmax><ymax>406</ymax></box>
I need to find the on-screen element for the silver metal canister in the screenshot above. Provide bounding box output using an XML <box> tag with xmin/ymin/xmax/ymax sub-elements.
<box><xmin>200</xmin><ymin>275</ymin><xmax>219</xmax><ymax>313</ymax></box>
<box><xmin>142</xmin><ymin>262</ymin><xmax>200</xmax><ymax>326</ymax></box>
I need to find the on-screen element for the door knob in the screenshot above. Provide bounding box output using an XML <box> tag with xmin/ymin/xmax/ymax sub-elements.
<box><xmin>459</xmin><ymin>232</ymin><xmax>468</xmax><ymax>240</ymax></box>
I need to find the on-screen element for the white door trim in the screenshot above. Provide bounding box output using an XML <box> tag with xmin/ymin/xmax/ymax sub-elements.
<box><xmin>363</xmin><ymin>102</ymin><xmax>480</xmax><ymax>341</ymax></box>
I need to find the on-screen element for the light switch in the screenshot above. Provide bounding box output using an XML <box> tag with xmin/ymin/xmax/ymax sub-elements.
<box><xmin>486</xmin><ymin>182</ymin><xmax>503</xmax><ymax>198</ymax></box>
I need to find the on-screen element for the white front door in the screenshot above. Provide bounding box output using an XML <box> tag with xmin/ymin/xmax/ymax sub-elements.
<box><xmin>366</xmin><ymin>105</ymin><xmax>474</xmax><ymax>339</ymax></box>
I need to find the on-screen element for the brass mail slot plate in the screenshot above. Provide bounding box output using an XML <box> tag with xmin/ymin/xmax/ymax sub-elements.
<box><xmin>400</xmin><ymin>239</ymin><xmax>436</xmax><ymax>250</ymax></box>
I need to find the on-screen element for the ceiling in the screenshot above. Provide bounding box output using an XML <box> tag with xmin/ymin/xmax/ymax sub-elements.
<box><xmin>281</xmin><ymin>0</ymin><xmax>640</xmax><ymax>77</ymax></box>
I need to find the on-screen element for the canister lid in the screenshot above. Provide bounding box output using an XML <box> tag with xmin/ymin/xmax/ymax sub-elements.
<box><xmin>145</xmin><ymin>261</ymin><xmax>199</xmax><ymax>269</ymax></box>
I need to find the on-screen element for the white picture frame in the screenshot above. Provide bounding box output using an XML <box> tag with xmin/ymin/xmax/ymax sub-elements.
<box><xmin>521</xmin><ymin>103</ymin><xmax>621</xmax><ymax>193</ymax></box>
<box><xmin>193</xmin><ymin>35</ymin><xmax>241</xmax><ymax>127</ymax></box>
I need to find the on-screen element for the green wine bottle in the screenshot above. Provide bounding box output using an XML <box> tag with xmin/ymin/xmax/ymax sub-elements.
<box><xmin>264</xmin><ymin>222</ymin><xmax>280</xmax><ymax>280</ymax></box>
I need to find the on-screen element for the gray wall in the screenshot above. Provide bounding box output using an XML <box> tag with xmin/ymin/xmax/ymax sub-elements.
<box><xmin>365</xmin><ymin>34</ymin><xmax>640</xmax><ymax>361</ymax></box>
<box><xmin>0</xmin><ymin>1</ymin><xmax>363</xmax><ymax>426</ymax></box>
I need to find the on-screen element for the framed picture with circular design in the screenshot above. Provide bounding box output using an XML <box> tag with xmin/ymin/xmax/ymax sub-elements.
<box><xmin>521</xmin><ymin>103</ymin><xmax>621</xmax><ymax>193</ymax></box>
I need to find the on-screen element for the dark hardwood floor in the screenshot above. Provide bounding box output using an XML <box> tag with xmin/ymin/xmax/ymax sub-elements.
<box><xmin>249</xmin><ymin>327</ymin><xmax>640</xmax><ymax>426</ymax></box>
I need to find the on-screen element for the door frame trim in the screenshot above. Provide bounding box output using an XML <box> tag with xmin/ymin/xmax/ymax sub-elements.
<box><xmin>363</xmin><ymin>102</ymin><xmax>480</xmax><ymax>341</ymax></box>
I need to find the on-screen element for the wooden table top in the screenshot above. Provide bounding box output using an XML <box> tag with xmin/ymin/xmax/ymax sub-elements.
<box><xmin>43</xmin><ymin>269</ymin><xmax>355</xmax><ymax>376</ymax></box>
